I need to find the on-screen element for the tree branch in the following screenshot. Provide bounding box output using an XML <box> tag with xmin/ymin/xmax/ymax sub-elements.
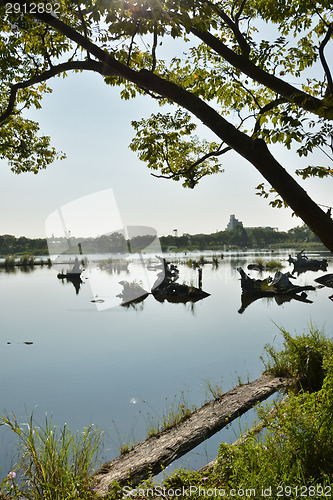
<box><xmin>233</xmin><ymin>0</ymin><xmax>248</xmax><ymax>24</ymax></box>
<box><xmin>203</xmin><ymin>0</ymin><xmax>250</xmax><ymax>58</ymax></box>
<box><xmin>163</xmin><ymin>137</ymin><xmax>176</xmax><ymax>174</ymax></box>
<box><xmin>189</xmin><ymin>145</ymin><xmax>231</xmax><ymax>169</ymax></box>
<box><xmin>127</xmin><ymin>21</ymin><xmax>140</xmax><ymax>67</ymax></box>
<box><xmin>253</xmin><ymin>98</ymin><xmax>287</xmax><ymax>134</ymax></box>
<box><xmin>41</xmin><ymin>27</ymin><xmax>53</xmax><ymax>68</ymax></box>
<box><xmin>319</xmin><ymin>23</ymin><xmax>333</xmax><ymax>95</ymax></box>
<box><xmin>24</xmin><ymin>51</ymin><xmax>41</xmax><ymax>73</ymax></box>
<box><xmin>190</xmin><ymin>27</ymin><xmax>327</xmax><ymax>116</ymax></box>
<box><xmin>151</xmin><ymin>145</ymin><xmax>230</xmax><ymax>182</ymax></box>
<box><xmin>76</xmin><ymin>3</ymin><xmax>91</xmax><ymax>60</ymax></box>
<box><xmin>0</xmin><ymin>60</ymin><xmax>105</xmax><ymax>124</ymax></box>
<box><xmin>151</xmin><ymin>23</ymin><xmax>158</xmax><ymax>72</ymax></box>
<box><xmin>229</xmin><ymin>73</ymin><xmax>262</xmax><ymax>109</ymax></box>
<box><xmin>7</xmin><ymin>2</ymin><xmax>325</xmax><ymax>160</ymax></box>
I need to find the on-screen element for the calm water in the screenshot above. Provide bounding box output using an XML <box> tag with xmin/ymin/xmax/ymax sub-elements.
<box><xmin>1</xmin><ymin>249</ymin><xmax>332</xmax><ymax>477</ymax></box>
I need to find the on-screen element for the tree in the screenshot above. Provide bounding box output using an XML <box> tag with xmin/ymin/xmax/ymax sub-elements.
<box><xmin>288</xmin><ymin>224</ymin><xmax>321</xmax><ymax>244</ymax></box>
<box><xmin>0</xmin><ymin>0</ymin><xmax>333</xmax><ymax>248</ymax></box>
<box><xmin>227</xmin><ymin>225</ymin><xmax>248</xmax><ymax>247</ymax></box>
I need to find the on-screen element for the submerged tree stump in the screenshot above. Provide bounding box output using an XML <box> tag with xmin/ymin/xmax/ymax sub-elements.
<box><xmin>92</xmin><ymin>374</ymin><xmax>289</xmax><ymax>495</ymax></box>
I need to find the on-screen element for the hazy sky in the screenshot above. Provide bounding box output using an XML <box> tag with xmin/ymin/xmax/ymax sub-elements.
<box><xmin>1</xmin><ymin>66</ymin><xmax>332</xmax><ymax>239</ymax></box>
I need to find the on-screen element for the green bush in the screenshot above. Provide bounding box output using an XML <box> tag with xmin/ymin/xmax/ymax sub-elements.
<box><xmin>261</xmin><ymin>323</ymin><xmax>332</xmax><ymax>391</ymax></box>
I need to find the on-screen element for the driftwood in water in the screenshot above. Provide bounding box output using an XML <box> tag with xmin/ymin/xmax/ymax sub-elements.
<box><xmin>152</xmin><ymin>282</ymin><xmax>210</xmax><ymax>303</ymax></box>
<box><xmin>152</xmin><ymin>257</ymin><xmax>210</xmax><ymax>303</ymax></box>
<box><xmin>237</xmin><ymin>267</ymin><xmax>315</xmax><ymax>296</ymax></box>
<box><xmin>92</xmin><ymin>374</ymin><xmax>288</xmax><ymax>496</ymax></box>
<box><xmin>315</xmin><ymin>273</ymin><xmax>333</xmax><ymax>288</ymax></box>
<box><xmin>116</xmin><ymin>281</ymin><xmax>149</xmax><ymax>306</ymax></box>
<box><xmin>115</xmin><ymin>262</ymin><xmax>210</xmax><ymax>306</ymax></box>
<box><xmin>57</xmin><ymin>273</ymin><xmax>83</xmax><ymax>295</ymax></box>
<box><xmin>315</xmin><ymin>274</ymin><xmax>333</xmax><ymax>303</ymax></box>
<box><xmin>237</xmin><ymin>268</ymin><xmax>315</xmax><ymax>313</ymax></box>
<box><xmin>288</xmin><ymin>250</ymin><xmax>328</xmax><ymax>272</ymax></box>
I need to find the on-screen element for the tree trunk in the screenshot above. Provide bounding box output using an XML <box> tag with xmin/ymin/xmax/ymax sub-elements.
<box><xmin>245</xmin><ymin>139</ymin><xmax>333</xmax><ymax>251</ymax></box>
<box><xmin>92</xmin><ymin>375</ymin><xmax>289</xmax><ymax>496</ymax></box>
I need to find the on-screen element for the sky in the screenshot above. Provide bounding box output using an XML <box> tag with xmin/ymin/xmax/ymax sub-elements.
<box><xmin>1</xmin><ymin>49</ymin><xmax>332</xmax><ymax>239</ymax></box>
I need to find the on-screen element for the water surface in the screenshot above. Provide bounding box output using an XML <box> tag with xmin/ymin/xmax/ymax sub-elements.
<box><xmin>1</xmin><ymin>249</ymin><xmax>332</xmax><ymax>476</ymax></box>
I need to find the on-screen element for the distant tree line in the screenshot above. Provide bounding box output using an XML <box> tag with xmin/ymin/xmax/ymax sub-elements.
<box><xmin>160</xmin><ymin>225</ymin><xmax>322</xmax><ymax>251</ymax></box>
<box><xmin>0</xmin><ymin>225</ymin><xmax>323</xmax><ymax>256</ymax></box>
<box><xmin>0</xmin><ymin>232</ymin><xmax>157</xmax><ymax>256</ymax></box>
<box><xmin>49</xmin><ymin>233</ymin><xmax>157</xmax><ymax>254</ymax></box>
<box><xmin>0</xmin><ymin>234</ymin><xmax>49</xmax><ymax>255</ymax></box>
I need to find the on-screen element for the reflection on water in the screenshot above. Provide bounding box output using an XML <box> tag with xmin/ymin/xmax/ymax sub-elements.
<box><xmin>57</xmin><ymin>274</ymin><xmax>84</xmax><ymax>295</ymax></box>
<box><xmin>56</xmin><ymin>256</ymin><xmax>211</xmax><ymax>308</ymax></box>
<box><xmin>236</xmin><ymin>265</ymin><xmax>317</xmax><ymax>314</ymax></box>
<box><xmin>0</xmin><ymin>249</ymin><xmax>332</xmax><ymax>478</ymax></box>
<box><xmin>238</xmin><ymin>289</ymin><xmax>314</xmax><ymax>314</ymax></box>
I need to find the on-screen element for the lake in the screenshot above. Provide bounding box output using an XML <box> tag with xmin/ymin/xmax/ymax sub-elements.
<box><xmin>1</xmin><ymin>249</ymin><xmax>332</xmax><ymax>479</ymax></box>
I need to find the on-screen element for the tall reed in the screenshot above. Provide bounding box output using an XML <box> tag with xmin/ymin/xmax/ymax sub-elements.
<box><xmin>0</xmin><ymin>414</ymin><xmax>102</xmax><ymax>500</ymax></box>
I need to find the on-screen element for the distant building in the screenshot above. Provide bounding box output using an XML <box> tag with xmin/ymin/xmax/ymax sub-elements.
<box><xmin>226</xmin><ymin>214</ymin><xmax>243</xmax><ymax>231</ymax></box>
<box><xmin>225</xmin><ymin>214</ymin><xmax>278</xmax><ymax>232</ymax></box>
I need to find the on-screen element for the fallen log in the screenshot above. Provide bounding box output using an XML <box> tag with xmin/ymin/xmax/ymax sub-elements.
<box><xmin>92</xmin><ymin>374</ymin><xmax>289</xmax><ymax>495</ymax></box>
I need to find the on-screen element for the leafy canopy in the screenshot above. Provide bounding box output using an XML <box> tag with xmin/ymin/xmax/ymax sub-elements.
<box><xmin>0</xmin><ymin>12</ymin><xmax>69</xmax><ymax>172</ymax></box>
<box><xmin>130</xmin><ymin>110</ymin><xmax>224</xmax><ymax>187</ymax></box>
<box><xmin>0</xmin><ymin>0</ymin><xmax>332</xmax><ymax>184</ymax></box>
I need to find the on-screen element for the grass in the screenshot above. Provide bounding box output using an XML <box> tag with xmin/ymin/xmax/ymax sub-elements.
<box><xmin>119</xmin><ymin>443</ymin><xmax>134</xmax><ymax>455</ymax></box>
<box><xmin>261</xmin><ymin>322</ymin><xmax>331</xmax><ymax>391</ymax></box>
<box><xmin>0</xmin><ymin>256</ymin><xmax>52</xmax><ymax>269</ymax></box>
<box><xmin>203</xmin><ymin>379</ymin><xmax>224</xmax><ymax>400</ymax></box>
<box><xmin>19</xmin><ymin>255</ymin><xmax>35</xmax><ymax>266</ymax></box>
<box><xmin>254</xmin><ymin>257</ymin><xmax>284</xmax><ymax>270</ymax></box>
<box><xmin>108</xmin><ymin>417</ymin><xmax>138</xmax><ymax>457</ymax></box>
<box><xmin>0</xmin><ymin>414</ymin><xmax>102</xmax><ymax>500</ymax></box>
<box><xmin>143</xmin><ymin>391</ymin><xmax>195</xmax><ymax>438</ymax></box>
<box><xmin>3</xmin><ymin>257</ymin><xmax>15</xmax><ymax>268</ymax></box>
